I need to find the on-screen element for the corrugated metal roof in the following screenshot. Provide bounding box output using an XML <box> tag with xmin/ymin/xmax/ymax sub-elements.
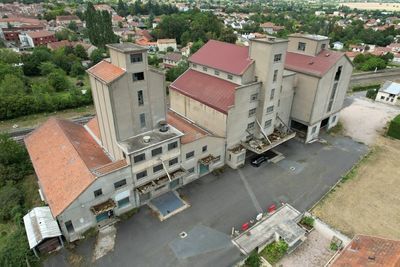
<box><xmin>23</xmin><ymin>206</ymin><xmax>62</xmax><ymax>249</ymax></box>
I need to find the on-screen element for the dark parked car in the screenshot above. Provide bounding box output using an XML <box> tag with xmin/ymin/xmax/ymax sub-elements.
<box><xmin>250</xmin><ymin>155</ymin><xmax>267</xmax><ymax>167</ymax></box>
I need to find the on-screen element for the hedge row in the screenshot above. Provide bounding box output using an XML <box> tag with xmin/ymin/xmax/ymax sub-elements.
<box><xmin>352</xmin><ymin>84</ymin><xmax>380</xmax><ymax>92</ymax></box>
<box><xmin>0</xmin><ymin>90</ymin><xmax>92</xmax><ymax>120</ymax></box>
<box><xmin>387</xmin><ymin>114</ymin><xmax>400</xmax><ymax>140</ymax></box>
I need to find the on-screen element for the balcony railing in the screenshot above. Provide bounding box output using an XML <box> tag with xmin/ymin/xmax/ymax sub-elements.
<box><xmin>136</xmin><ymin>168</ymin><xmax>186</xmax><ymax>195</ymax></box>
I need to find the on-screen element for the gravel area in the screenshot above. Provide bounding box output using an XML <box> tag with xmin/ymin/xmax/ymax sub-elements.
<box><xmin>278</xmin><ymin>230</ymin><xmax>335</xmax><ymax>267</ymax></box>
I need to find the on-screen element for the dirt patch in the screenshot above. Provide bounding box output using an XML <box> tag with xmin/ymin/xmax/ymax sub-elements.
<box><xmin>278</xmin><ymin>230</ymin><xmax>335</xmax><ymax>267</ymax></box>
<box><xmin>312</xmin><ymin>136</ymin><xmax>400</xmax><ymax>239</ymax></box>
<box><xmin>92</xmin><ymin>225</ymin><xmax>117</xmax><ymax>262</ymax></box>
<box><xmin>340</xmin><ymin>96</ymin><xmax>400</xmax><ymax>145</ymax></box>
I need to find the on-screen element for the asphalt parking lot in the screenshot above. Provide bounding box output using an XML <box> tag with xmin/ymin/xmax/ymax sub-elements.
<box><xmin>45</xmin><ymin>134</ymin><xmax>367</xmax><ymax>267</ymax></box>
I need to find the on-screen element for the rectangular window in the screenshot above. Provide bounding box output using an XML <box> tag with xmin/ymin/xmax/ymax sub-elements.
<box><xmin>151</xmin><ymin>147</ymin><xmax>162</xmax><ymax>157</ymax></box>
<box><xmin>321</xmin><ymin>43</ymin><xmax>326</xmax><ymax>50</ymax></box>
<box><xmin>274</xmin><ymin>54</ymin><xmax>282</xmax><ymax>62</ymax></box>
<box><xmin>132</xmin><ymin>72</ymin><xmax>144</xmax><ymax>81</ymax></box>
<box><xmin>136</xmin><ymin>170</ymin><xmax>147</xmax><ymax>180</ymax></box>
<box><xmin>250</xmin><ymin>93</ymin><xmax>258</xmax><ymax>101</ymax></box>
<box><xmin>188</xmin><ymin>167</ymin><xmax>195</xmax><ymax>173</ymax></box>
<box><xmin>327</xmin><ymin>83</ymin><xmax>338</xmax><ymax>112</ymax></box>
<box><xmin>248</xmin><ymin>108</ymin><xmax>256</xmax><ymax>117</ymax></box>
<box><xmin>140</xmin><ymin>113</ymin><xmax>146</xmax><ymax>128</ymax></box>
<box><xmin>114</xmin><ymin>179</ymin><xmax>127</xmax><ymax>189</ymax></box>
<box><xmin>192</xmin><ymin>63</ymin><xmax>197</xmax><ymax>68</ymax></box>
<box><xmin>264</xmin><ymin>119</ymin><xmax>272</xmax><ymax>128</ymax></box>
<box><xmin>214</xmin><ymin>70</ymin><xmax>220</xmax><ymax>75</ymax></box>
<box><xmin>118</xmin><ymin>197</ymin><xmax>130</xmax><ymax>208</ymax></box>
<box><xmin>311</xmin><ymin>126</ymin><xmax>317</xmax><ymax>134</ymax></box>
<box><xmin>247</xmin><ymin>122</ymin><xmax>255</xmax><ymax>130</ymax></box>
<box><xmin>169</xmin><ymin>157</ymin><xmax>178</xmax><ymax>166</ymax></box>
<box><xmin>153</xmin><ymin>164</ymin><xmax>163</xmax><ymax>173</ymax></box>
<box><xmin>298</xmin><ymin>42</ymin><xmax>306</xmax><ymax>51</ymax></box>
<box><xmin>130</xmin><ymin>53</ymin><xmax>143</xmax><ymax>63</ymax></box>
<box><xmin>133</xmin><ymin>153</ymin><xmax>145</xmax><ymax>163</ymax></box>
<box><xmin>168</xmin><ymin>141</ymin><xmax>178</xmax><ymax>150</ymax></box>
<box><xmin>186</xmin><ymin>151</ymin><xmax>194</xmax><ymax>159</ymax></box>
<box><xmin>202</xmin><ymin>145</ymin><xmax>207</xmax><ymax>152</ymax></box>
<box><xmin>266</xmin><ymin>106</ymin><xmax>274</xmax><ymax>113</ymax></box>
<box><xmin>65</xmin><ymin>221</ymin><xmax>74</xmax><ymax>233</ymax></box>
<box><xmin>137</xmin><ymin>90</ymin><xmax>144</xmax><ymax>106</ymax></box>
<box><xmin>94</xmin><ymin>189</ymin><xmax>102</xmax><ymax>198</ymax></box>
<box><xmin>227</xmin><ymin>74</ymin><xmax>233</xmax><ymax>80</ymax></box>
<box><xmin>273</xmin><ymin>70</ymin><xmax>278</xmax><ymax>82</ymax></box>
<box><xmin>270</xmin><ymin>88</ymin><xmax>275</xmax><ymax>100</ymax></box>
<box><xmin>203</xmin><ymin>66</ymin><xmax>207</xmax><ymax>71</ymax></box>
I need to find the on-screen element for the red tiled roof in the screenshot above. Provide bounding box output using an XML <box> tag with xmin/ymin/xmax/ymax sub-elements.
<box><xmin>331</xmin><ymin>235</ymin><xmax>400</xmax><ymax>267</ymax></box>
<box><xmin>189</xmin><ymin>40</ymin><xmax>254</xmax><ymax>75</ymax></box>
<box><xmin>56</xmin><ymin>15</ymin><xmax>80</xmax><ymax>21</ymax></box>
<box><xmin>167</xmin><ymin>111</ymin><xmax>208</xmax><ymax>144</ymax></box>
<box><xmin>285</xmin><ymin>49</ymin><xmax>346</xmax><ymax>77</ymax></box>
<box><xmin>170</xmin><ymin>69</ymin><xmax>237</xmax><ymax>114</ymax></box>
<box><xmin>164</xmin><ymin>52</ymin><xmax>182</xmax><ymax>62</ymax></box>
<box><xmin>26</xmin><ymin>30</ymin><xmax>55</xmax><ymax>39</ymax></box>
<box><xmin>25</xmin><ymin>118</ymin><xmax>112</xmax><ymax>217</ymax></box>
<box><xmin>86</xmin><ymin>116</ymin><xmax>101</xmax><ymax>141</ymax></box>
<box><xmin>87</xmin><ymin>60</ymin><xmax>125</xmax><ymax>84</ymax></box>
<box><xmin>92</xmin><ymin>160</ymin><xmax>128</xmax><ymax>176</ymax></box>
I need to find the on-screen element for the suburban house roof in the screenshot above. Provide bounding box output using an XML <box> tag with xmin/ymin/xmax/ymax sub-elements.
<box><xmin>170</xmin><ymin>69</ymin><xmax>237</xmax><ymax>114</ymax></box>
<box><xmin>164</xmin><ymin>52</ymin><xmax>183</xmax><ymax>62</ymax></box>
<box><xmin>157</xmin><ymin>38</ymin><xmax>176</xmax><ymax>44</ymax></box>
<box><xmin>56</xmin><ymin>15</ymin><xmax>80</xmax><ymax>21</ymax></box>
<box><xmin>23</xmin><ymin>206</ymin><xmax>62</xmax><ymax>249</ymax></box>
<box><xmin>26</xmin><ymin>30</ymin><xmax>55</xmax><ymax>39</ymax></box>
<box><xmin>189</xmin><ymin>39</ymin><xmax>254</xmax><ymax>75</ymax></box>
<box><xmin>25</xmin><ymin>117</ymin><xmax>112</xmax><ymax>217</ymax></box>
<box><xmin>167</xmin><ymin>111</ymin><xmax>208</xmax><ymax>144</ymax></box>
<box><xmin>380</xmin><ymin>81</ymin><xmax>400</xmax><ymax>95</ymax></box>
<box><xmin>87</xmin><ymin>60</ymin><xmax>126</xmax><ymax>84</ymax></box>
<box><xmin>285</xmin><ymin>49</ymin><xmax>346</xmax><ymax>77</ymax></box>
<box><xmin>331</xmin><ymin>235</ymin><xmax>400</xmax><ymax>267</ymax></box>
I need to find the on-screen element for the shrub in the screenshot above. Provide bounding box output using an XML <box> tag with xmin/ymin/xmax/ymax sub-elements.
<box><xmin>260</xmin><ymin>240</ymin><xmax>288</xmax><ymax>264</ymax></box>
<box><xmin>245</xmin><ymin>251</ymin><xmax>261</xmax><ymax>267</ymax></box>
<box><xmin>0</xmin><ymin>182</ymin><xmax>23</xmax><ymax>222</ymax></box>
<box><xmin>366</xmin><ymin>88</ymin><xmax>378</xmax><ymax>100</ymax></box>
<box><xmin>352</xmin><ymin>84</ymin><xmax>380</xmax><ymax>92</ymax></box>
<box><xmin>300</xmin><ymin>216</ymin><xmax>315</xmax><ymax>228</ymax></box>
<box><xmin>387</xmin><ymin>114</ymin><xmax>400</xmax><ymax>139</ymax></box>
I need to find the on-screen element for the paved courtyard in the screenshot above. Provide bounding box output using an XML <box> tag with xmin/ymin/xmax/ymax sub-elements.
<box><xmin>45</xmin><ymin>134</ymin><xmax>367</xmax><ymax>267</ymax></box>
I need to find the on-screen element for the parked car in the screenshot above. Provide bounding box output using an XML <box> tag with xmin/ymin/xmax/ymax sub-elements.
<box><xmin>250</xmin><ymin>155</ymin><xmax>267</xmax><ymax>167</ymax></box>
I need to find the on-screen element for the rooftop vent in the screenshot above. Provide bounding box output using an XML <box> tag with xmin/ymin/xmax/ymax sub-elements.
<box><xmin>159</xmin><ymin>120</ymin><xmax>169</xmax><ymax>132</ymax></box>
<box><xmin>143</xmin><ymin>136</ymin><xmax>151</xmax><ymax>143</ymax></box>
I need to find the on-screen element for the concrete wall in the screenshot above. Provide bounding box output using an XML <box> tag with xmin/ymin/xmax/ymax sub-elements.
<box><xmin>147</xmin><ymin>68</ymin><xmax>167</xmax><ymax>127</ymax></box>
<box><xmin>169</xmin><ymin>90</ymin><xmax>228</xmax><ymax>137</ymax></box>
<box><xmin>376</xmin><ymin>91</ymin><xmax>400</xmax><ymax>105</ymax></box>
<box><xmin>189</xmin><ymin>62</ymin><xmax>243</xmax><ymax>85</ymax></box>
<box><xmin>278</xmin><ymin>72</ymin><xmax>296</xmax><ymax>127</ymax></box>
<box><xmin>287</xmin><ymin>36</ymin><xmax>330</xmax><ymax>56</ymax></box>
<box><xmin>57</xmin><ymin>166</ymin><xmax>133</xmax><ymax>240</ymax></box>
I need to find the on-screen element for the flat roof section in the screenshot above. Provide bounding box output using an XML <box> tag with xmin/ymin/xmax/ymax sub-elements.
<box><xmin>233</xmin><ymin>204</ymin><xmax>305</xmax><ymax>255</ymax></box>
<box><xmin>106</xmin><ymin>42</ymin><xmax>147</xmax><ymax>53</ymax></box>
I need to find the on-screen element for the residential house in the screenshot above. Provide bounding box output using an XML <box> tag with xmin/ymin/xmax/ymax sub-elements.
<box><xmin>47</xmin><ymin>40</ymin><xmax>97</xmax><ymax>56</ymax></box>
<box><xmin>94</xmin><ymin>4</ymin><xmax>116</xmax><ymax>15</ymax></box>
<box><xmin>19</xmin><ymin>30</ymin><xmax>56</xmax><ymax>47</ymax></box>
<box><xmin>375</xmin><ymin>81</ymin><xmax>400</xmax><ymax>105</ymax></box>
<box><xmin>181</xmin><ymin>42</ymin><xmax>192</xmax><ymax>57</ymax></box>
<box><xmin>332</xmin><ymin>41</ymin><xmax>344</xmax><ymax>50</ymax></box>
<box><xmin>157</xmin><ymin>39</ymin><xmax>177</xmax><ymax>52</ymax></box>
<box><xmin>260</xmin><ymin>22</ymin><xmax>285</xmax><ymax>35</ymax></box>
<box><xmin>163</xmin><ymin>52</ymin><xmax>183</xmax><ymax>68</ymax></box>
<box><xmin>55</xmin><ymin>15</ymin><xmax>82</xmax><ymax>27</ymax></box>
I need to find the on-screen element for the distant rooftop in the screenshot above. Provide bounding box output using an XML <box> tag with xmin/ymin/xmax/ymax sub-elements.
<box><xmin>106</xmin><ymin>42</ymin><xmax>147</xmax><ymax>53</ymax></box>
<box><xmin>380</xmin><ymin>81</ymin><xmax>400</xmax><ymax>95</ymax></box>
<box><xmin>289</xmin><ymin>33</ymin><xmax>329</xmax><ymax>41</ymax></box>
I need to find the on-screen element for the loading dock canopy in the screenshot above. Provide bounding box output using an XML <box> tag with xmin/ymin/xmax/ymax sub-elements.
<box><xmin>23</xmin><ymin>207</ymin><xmax>62</xmax><ymax>249</ymax></box>
<box><xmin>242</xmin><ymin>130</ymin><xmax>296</xmax><ymax>154</ymax></box>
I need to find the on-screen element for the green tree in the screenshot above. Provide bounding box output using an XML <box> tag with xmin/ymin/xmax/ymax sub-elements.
<box><xmin>166</xmin><ymin>61</ymin><xmax>188</xmax><ymax>82</ymax></box>
<box><xmin>0</xmin><ymin>182</ymin><xmax>23</xmax><ymax>222</ymax></box>
<box><xmin>117</xmin><ymin>0</ymin><xmax>128</xmax><ymax>17</ymax></box>
<box><xmin>90</xmin><ymin>48</ymin><xmax>105</xmax><ymax>65</ymax></box>
<box><xmin>190</xmin><ymin>39</ymin><xmax>204</xmax><ymax>54</ymax></box>
<box><xmin>68</xmin><ymin>20</ymin><xmax>78</xmax><ymax>31</ymax></box>
<box><xmin>39</xmin><ymin>62</ymin><xmax>58</xmax><ymax>76</ymax></box>
<box><xmin>31</xmin><ymin>80</ymin><xmax>54</xmax><ymax>95</ymax></box>
<box><xmin>70</xmin><ymin>61</ymin><xmax>85</xmax><ymax>77</ymax></box>
<box><xmin>48</xmin><ymin>70</ymin><xmax>70</xmax><ymax>91</ymax></box>
<box><xmin>74</xmin><ymin>44</ymin><xmax>89</xmax><ymax>60</ymax></box>
<box><xmin>0</xmin><ymin>49</ymin><xmax>20</xmax><ymax>64</ymax></box>
<box><xmin>0</xmin><ymin>74</ymin><xmax>25</xmax><ymax>96</ymax></box>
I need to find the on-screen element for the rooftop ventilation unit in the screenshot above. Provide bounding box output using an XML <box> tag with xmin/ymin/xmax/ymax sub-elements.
<box><xmin>143</xmin><ymin>136</ymin><xmax>151</xmax><ymax>143</ymax></box>
<box><xmin>159</xmin><ymin>120</ymin><xmax>169</xmax><ymax>132</ymax></box>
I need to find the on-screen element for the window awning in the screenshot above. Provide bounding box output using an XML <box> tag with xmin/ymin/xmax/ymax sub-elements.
<box><xmin>90</xmin><ymin>199</ymin><xmax>116</xmax><ymax>215</ymax></box>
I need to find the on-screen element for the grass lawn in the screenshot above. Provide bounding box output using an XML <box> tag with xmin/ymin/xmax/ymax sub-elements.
<box><xmin>312</xmin><ymin>136</ymin><xmax>400</xmax><ymax>239</ymax></box>
<box><xmin>0</xmin><ymin>105</ymin><xmax>95</xmax><ymax>132</ymax></box>
<box><xmin>21</xmin><ymin>174</ymin><xmax>44</xmax><ymax>209</ymax></box>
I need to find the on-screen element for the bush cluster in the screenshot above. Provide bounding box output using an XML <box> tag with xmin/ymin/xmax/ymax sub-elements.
<box><xmin>387</xmin><ymin>114</ymin><xmax>400</xmax><ymax>140</ymax></box>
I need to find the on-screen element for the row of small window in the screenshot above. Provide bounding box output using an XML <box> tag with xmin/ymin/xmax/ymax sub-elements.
<box><xmin>193</xmin><ymin>64</ymin><xmax>234</xmax><ymax>80</ymax></box>
<box><xmin>248</xmin><ymin>105</ymin><xmax>274</xmax><ymax>117</ymax></box>
<box><xmin>250</xmin><ymin>87</ymin><xmax>276</xmax><ymax>103</ymax></box>
<box><xmin>247</xmin><ymin>119</ymin><xmax>272</xmax><ymax>130</ymax></box>
<box><xmin>297</xmin><ymin>42</ymin><xmax>327</xmax><ymax>52</ymax></box>
<box><xmin>136</xmin><ymin>157</ymin><xmax>179</xmax><ymax>180</ymax></box>
<box><xmin>186</xmin><ymin>145</ymin><xmax>207</xmax><ymax>160</ymax></box>
<box><xmin>133</xmin><ymin>141</ymin><xmax>179</xmax><ymax>163</ymax></box>
<box><xmin>93</xmin><ymin>178</ymin><xmax>127</xmax><ymax>198</ymax></box>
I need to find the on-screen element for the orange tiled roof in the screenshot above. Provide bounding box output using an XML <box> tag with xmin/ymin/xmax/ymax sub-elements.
<box><xmin>26</xmin><ymin>30</ymin><xmax>54</xmax><ymax>38</ymax></box>
<box><xmin>92</xmin><ymin>160</ymin><xmax>128</xmax><ymax>176</ymax></box>
<box><xmin>86</xmin><ymin>116</ymin><xmax>101</xmax><ymax>141</ymax></box>
<box><xmin>331</xmin><ymin>235</ymin><xmax>400</xmax><ymax>267</ymax></box>
<box><xmin>167</xmin><ymin>111</ymin><xmax>208</xmax><ymax>144</ymax></box>
<box><xmin>87</xmin><ymin>60</ymin><xmax>125</xmax><ymax>84</ymax></box>
<box><xmin>25</xmin><ymin>117</ymin><xmax>112</xmax><ymax>217</ymax></box>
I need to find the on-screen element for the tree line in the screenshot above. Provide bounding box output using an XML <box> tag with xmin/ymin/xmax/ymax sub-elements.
<box><xmin>116</xmin><ymin>0</ymin><xmax>179</xmax><ymax>17</ymax></box>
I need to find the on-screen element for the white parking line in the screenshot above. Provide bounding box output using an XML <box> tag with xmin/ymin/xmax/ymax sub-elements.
<box><xmin>238</xmin><ymin>169</ymin><xmax>263</xmax><ymax>213</ymax></box>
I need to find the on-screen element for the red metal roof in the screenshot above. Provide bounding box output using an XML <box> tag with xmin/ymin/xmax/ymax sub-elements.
<box><xmin>87</xmin><ymin>60</ymin><xmax>126</xmax><ymax>84</ymax></box>
<box><xmin>167</xmin><ymin>111</ymin><xmax>208</xmax><ymax>144</ymax></box>
<box><xmin>285</xmin><ymin>49</ymin><xmax>346</xmax><ymax>77</ymax></box>
<box><xmin>170</xmin><ymin>69</ymin><xmax>237</xmax><ymax>114</ymax></box>
<box><xmin>189</xmin><ymin>39</ymin><xmax>253</xmax><ymax>75</ymax></box>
